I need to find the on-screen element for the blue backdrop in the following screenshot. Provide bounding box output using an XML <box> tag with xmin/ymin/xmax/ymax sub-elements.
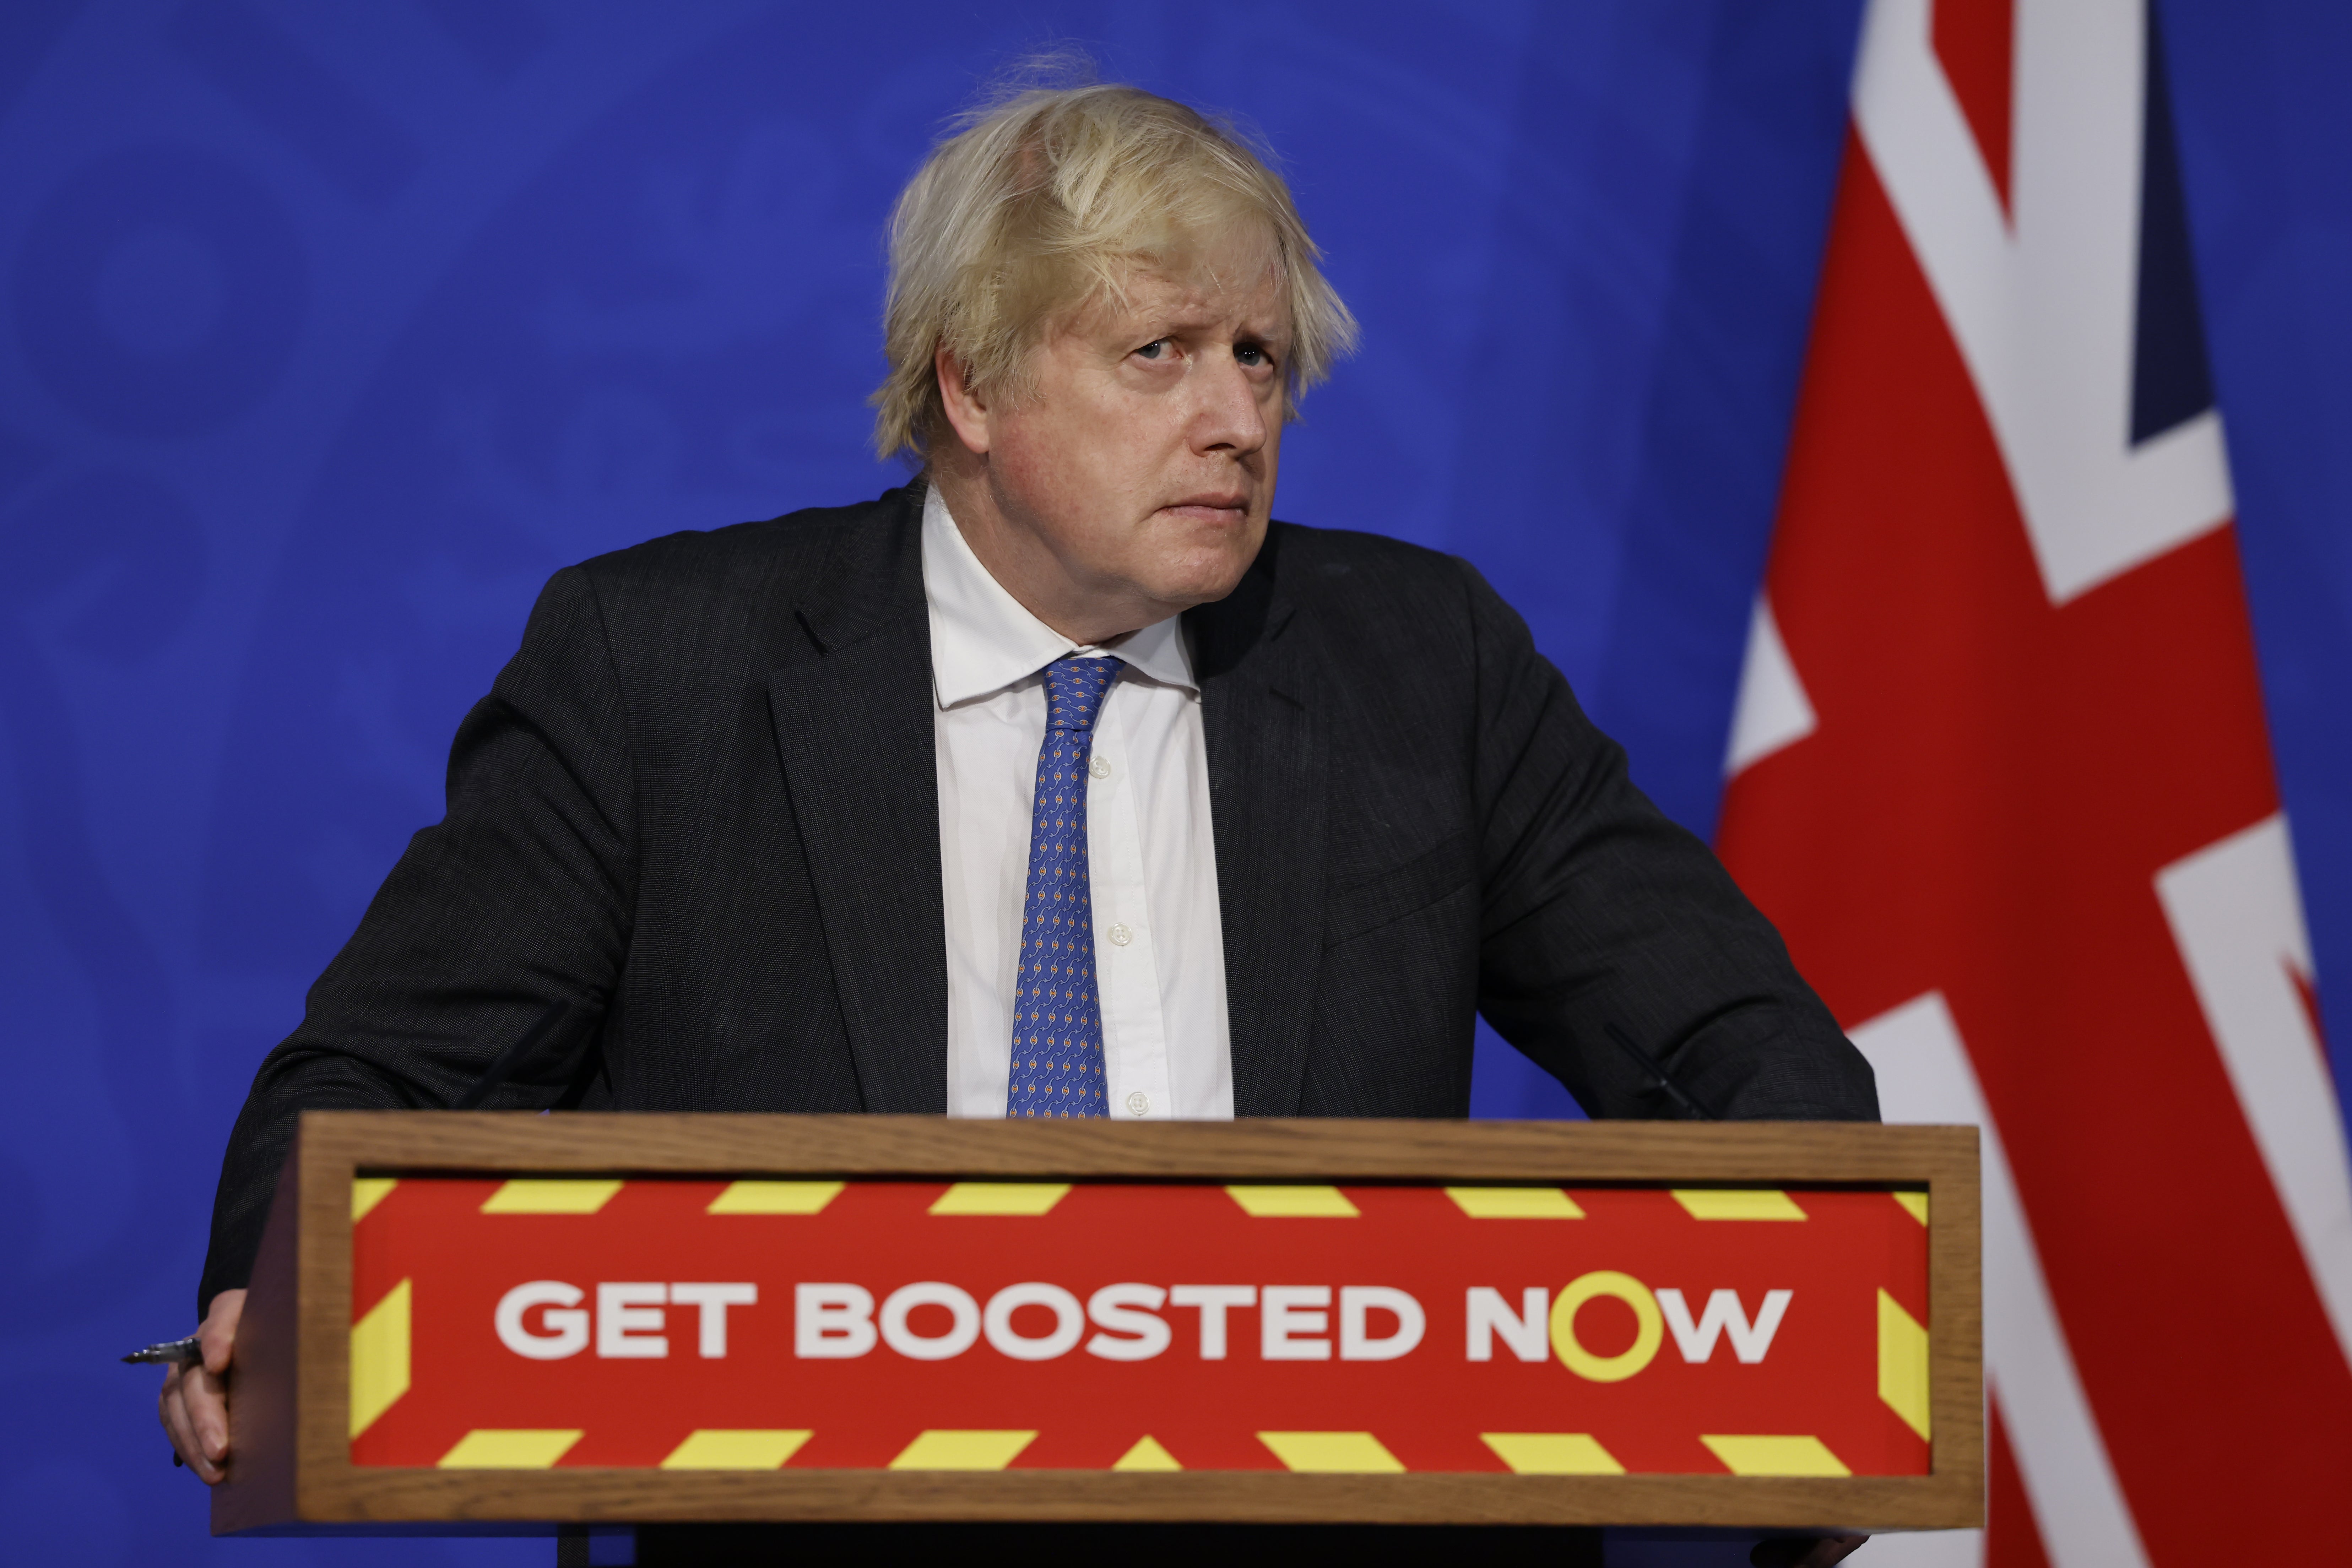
<box><xmin>3</xmin><ymin>2</ymin><xmax>2348</xmax><ymax>1561</ymax></box>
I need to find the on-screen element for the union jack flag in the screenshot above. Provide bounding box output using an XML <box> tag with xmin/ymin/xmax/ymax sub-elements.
<box><xmin>1717</xmin><ymin>0</ymin><xmax>2352</xmax><ymax>1560</ymax></box>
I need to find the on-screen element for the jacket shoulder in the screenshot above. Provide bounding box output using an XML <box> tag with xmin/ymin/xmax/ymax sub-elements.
<box><xmin>1263</xmin><ymin>520</ymin><xmax>1487</xmax><ymax>640</ymax></box>
<box><xmin>557</xmin><ymin>485</ymin><xmax>917</xmax><ymax>667</ymax></box>
<box><xmin>575</xmin><ymin>488</ymin><xmax>905</xmax><ymax>597</ymax></box>
<box><xmin>1266</xmin><ymin>519</ymin><xmax>1460</xmax><ymax>575</ymax></box>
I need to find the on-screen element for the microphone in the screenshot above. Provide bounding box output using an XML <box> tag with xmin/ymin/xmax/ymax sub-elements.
<box><xmin>1605</xmin><ymin>1020</ymin><xmax>1717</xmax><ymax>1121</ymax></box>
<box><xmin>453</xmin><ymin>999</ymin><xmax>576</xmax><ymax>1111</ymax></box>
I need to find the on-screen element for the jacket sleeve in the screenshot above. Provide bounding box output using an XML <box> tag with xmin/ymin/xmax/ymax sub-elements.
<box><xmin>197</xmin><ymin>565</ymin><xmax>638</xmax><ymax>1314</ymax></box>
<box><xmin>1463</xmin><ymin>559</ymin><xmax>1877</xmax><ymax>1123</ymax></box>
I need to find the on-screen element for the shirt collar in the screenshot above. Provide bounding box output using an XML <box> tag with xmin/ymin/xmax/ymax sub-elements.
<box><xmin>921</xmin><ymin>482</ymin><xmax>1197</xmax><ymax>709</ymax></box>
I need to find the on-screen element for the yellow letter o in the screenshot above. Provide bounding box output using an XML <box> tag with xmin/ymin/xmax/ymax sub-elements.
<box><xmin>1550</xmin><ymin>1270</ymin><xmax>1663</xmax><ymax>1382</ymax></box>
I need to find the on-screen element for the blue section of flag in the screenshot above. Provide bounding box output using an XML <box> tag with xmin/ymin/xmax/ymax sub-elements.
<box><xmin>2132</xmin><ymin>1</ymin><xmax>2219</xmax><ymax>444</ymax></box>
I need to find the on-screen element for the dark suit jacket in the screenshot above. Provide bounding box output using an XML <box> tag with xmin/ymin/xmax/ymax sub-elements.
<box><xmin>200</xmin><ymin>482</ymin><xmax>1874</xmax><ymax>1311</ymax></box>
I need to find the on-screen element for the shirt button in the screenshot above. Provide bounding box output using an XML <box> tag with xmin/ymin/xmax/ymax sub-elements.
<box><xmin>1125</xmin><ymin>1091</ymin><xmax>1150</xmax><ymax>1116</ymax></box>
<box><xmin>1090</xmin><ymin>755</ymin><xmax>1111</xmax><ymax>780</ymax></box>
<box><xmin>1107</xmin><ymin>923</ymin><xmax>1132</xmax><ymax>947</ymax></box>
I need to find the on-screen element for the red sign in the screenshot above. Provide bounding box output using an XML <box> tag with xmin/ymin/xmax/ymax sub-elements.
<box><xmin>348</xmin><ymin>1177</ymin><xmax>1930</xmax><ymax>1477</ymax></box>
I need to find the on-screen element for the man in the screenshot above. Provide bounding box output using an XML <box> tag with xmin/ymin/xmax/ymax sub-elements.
<box><xmin>163</xmin><ymin>80</ymin><xmax>1874</xmax><ymax>1550</ymax></box>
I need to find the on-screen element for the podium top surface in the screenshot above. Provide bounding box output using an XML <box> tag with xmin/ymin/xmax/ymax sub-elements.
<box><xmin>299</xmin><ymin>1109</ymin><xmax>1974</xmax><ymax>1182</ymax></box>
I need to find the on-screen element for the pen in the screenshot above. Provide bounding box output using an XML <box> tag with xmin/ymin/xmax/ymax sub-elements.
<box><xmin>121</xmin><ymin>1334</ymin><xmax>202</xmax><ymax>1366</ymax></box>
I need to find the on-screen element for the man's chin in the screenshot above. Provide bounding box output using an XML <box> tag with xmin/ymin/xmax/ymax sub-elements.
<box><xmin>1150</xmin><ymin>544</ymin><xmax>1262</xmax><ymax>610</ymax></box>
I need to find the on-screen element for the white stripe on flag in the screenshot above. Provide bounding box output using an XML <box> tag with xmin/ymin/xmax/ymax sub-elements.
<box><xmin>2157</xmin><ymin>815</ymin><xmax>2352</xmax><ymax>1367</ymax></box>
<box><xmin>1724</xmin><ymin>593</ymin><xmax>1817</xmax><ymax>777</ymax></box>
<box><xmin>1852</xmin><ymin>992</ymin><xmax>2150</xmax><ymax>1568</ymax></box>
<box><xmin>1851</xmin><ymin>0</ymin><xmax>2232</xmax><ymax>607</ymax></box>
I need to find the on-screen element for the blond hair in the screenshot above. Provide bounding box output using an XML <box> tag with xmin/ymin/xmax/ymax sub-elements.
<box><xmin>871</xmin><ymin>71</ymin><xmax>1358</xmax><ymax>461</ymax></box>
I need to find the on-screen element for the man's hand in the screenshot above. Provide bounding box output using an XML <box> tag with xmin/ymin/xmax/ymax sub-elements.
<box><xmin>159</xmin><ymin>1288</ymin><xmax>243</xmax><ymax>1483</ymax></box>
<box><xmin>1753</xmin><ymin>1535</ymin><xmax>1867</xmax><ymax>1567</ymax></box>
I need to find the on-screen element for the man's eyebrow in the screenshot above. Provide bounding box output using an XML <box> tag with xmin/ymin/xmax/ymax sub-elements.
<box><xmin>1147</xmin><ymin>306</ymin><xmax>1232</xmax><ymax>333</ymax></box>
<box><xmin>1102</xmin><ymin>296</ymin><xmax>1291</xmax><ymax>344</ymax></box>
<box><xmin>1165</xmin><ymin>313</ymin><xmax>1293</xmax><ymax>341</ymax></box>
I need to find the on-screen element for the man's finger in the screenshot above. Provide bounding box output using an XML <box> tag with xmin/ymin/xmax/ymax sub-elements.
<box><xmin>158</xmin><ymin>1375</ymin><xmax>222</xmax><ymax>1484</ymax></box>
<box><xmin>161</xmin><ymin>1387</ymin><xmax>211</xmax><ymax>1479</ymax></box>
<box><xmin>185</xmin><ymin>1365</ymin><xmax>230</xmax><ymax>1466</ymax></box>
<box><xmin>161</xmin><ymin>1286</ymin><xmax>248</xmax><ymax>1484</ymax></box>
<box><xmin>199</xmin><ymin>1288</ymin><xmax>245</xmax><ymax>1378</ymax></box>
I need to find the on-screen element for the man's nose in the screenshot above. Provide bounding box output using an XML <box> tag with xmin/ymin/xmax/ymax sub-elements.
<box><xmin>1189</xmin><ymin>355</ymin><xmax>1269</xmax><ymax>456</ymax></box>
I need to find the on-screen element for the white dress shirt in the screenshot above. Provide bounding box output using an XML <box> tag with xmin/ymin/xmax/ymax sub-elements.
<box><xmin>922</xmin><ymin>485</ymin><xmax>1235</xmax><ymax>1121</ymax></box>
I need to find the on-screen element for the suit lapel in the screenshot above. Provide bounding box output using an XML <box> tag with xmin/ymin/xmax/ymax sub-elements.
<box><xmin>1191</xmin><ymin>531</ymin><xmax>1327</xmax><ymax>1116</ymax></box>
<box><xmin>767</xmin><ymin>489</ymin><xmax>948</xmax><ymax>1113</ymax></box>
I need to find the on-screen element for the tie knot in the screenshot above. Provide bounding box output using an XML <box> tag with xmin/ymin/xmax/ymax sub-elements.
<box><xmin>1042</xmin><ymin>656</ymin><xmax>1124</xmax><ymax>734</ymax></box>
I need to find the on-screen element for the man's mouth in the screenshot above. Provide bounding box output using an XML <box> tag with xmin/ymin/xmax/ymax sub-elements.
<box><xmin>1161</xmin><ymin>492</ymin><xmax>1251</xmax><ymax>521</ymax></box>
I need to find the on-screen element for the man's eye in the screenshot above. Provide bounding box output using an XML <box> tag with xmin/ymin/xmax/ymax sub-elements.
<box><xmin>1135</xmin><ymin>340</ymin><xmax>1169</xmax><ymax>360</ymax></box>
<box><xmin>1236</xmin><ymin>343</ymin><xmax>1269</xmax><ymax>368</ymax></box>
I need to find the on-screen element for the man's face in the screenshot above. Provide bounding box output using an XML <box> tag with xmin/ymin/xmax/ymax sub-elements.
<box><xmin>952</xmin><ymin>240</ymin><xmax>1289</xmax><ymax>633</ymax></box>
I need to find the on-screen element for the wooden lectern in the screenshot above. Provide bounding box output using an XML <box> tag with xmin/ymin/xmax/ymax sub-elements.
<box><xmin>216</xmin><ymin>1112</ymin><xmax>1980</xmax><ymax>1556</ymax></box>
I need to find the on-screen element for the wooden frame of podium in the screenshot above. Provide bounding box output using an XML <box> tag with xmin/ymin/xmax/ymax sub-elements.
<box><xmin>216</xmin><ymin>1112</ymin><xmax>1982</xmax><ymax>1534</ymax></box>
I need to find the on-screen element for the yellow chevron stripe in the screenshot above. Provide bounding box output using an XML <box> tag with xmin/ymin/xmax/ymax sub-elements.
<box><xmin>1445</xmin><ymin>1187</ymin><xmax>1586</xmax><ymax>1219</ymax></box>
<box><xmin>348</xmin><ymin>1278</ymin><xmax>410</xmax><ymax>1439</ymax></box>
<box><xmin>480</xmin><ymin>1179</ymin><xmax>622</xmax><ymax>1214</ymax></box>
<box><xmin>927</xmin><ymin>1183</ymin><xmax>1071</xmax><ymax>1216</ymax></box>
<box><xmin>707</xmin><ymin>1181</ymin><xmax>844</xmax><ymax>1215</ymax></box>
<box><xmin>1112</xmin><ymin>1435</ymin><xmax>1182</xmax><ymax>1471</ymax></box>
<box><xmin>438</xmin><ymin>1429</ymin><xmax>583</xmax><ymax>1468</ymax></box>
<box><xmin>1225</xmin><ymin>1185</ymin><xmax>1360</xmax><ymax>1217</ymax></box>
<box><xmin>351</xmin><ymin>1178</ymin><xmax>397</xmax><ymax>1223</ymax></box>
<box><xmin>1878</xmin><ymin>1289</ymin><xmax>1931</xmax><ymax>1440</ymax></box>
<box><xmin>660</xmin><ymin>1429</ymin><xmax>813</xmax><ymax>1469</ymax></box>
<box><xmin>1700</xmin><ymin>1434</ymin><xmax>1850</xmax><ymax>1476</ymax></box>
<box><xmin>1256</xmin><ymin>1431</ymin><xmax>1404</xmax><ymax>1472</ymax></box>
<box><xmin>888</xmin><ymin>1429</ymin><xmax>1037</xmax><ymax>1469</ymax></box>
<box><xmin>1894</xmin><ymin>1190</ymin><xmax>1930</xmax><ymax>1226</ymax></box>
<box><xmin>1480</xmin><ymin>1432</ymin><xmax>1625</xmax><ymax>1475</ymax></box>
<box><xmin>1670</xmin><ymin>1189</ymin><xmax>1808</xmax><ymax>1221</ymax></box>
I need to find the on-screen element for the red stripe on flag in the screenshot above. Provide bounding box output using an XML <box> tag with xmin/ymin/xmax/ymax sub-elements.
<box><xmin>1931</xmin><ymin>0</ymin><xmax>2016</xmax><ymax>212</ymax></box>
<box><xmin>2290</xmin><ymin>963</ymin><xmax>2326</xmax><ymax>1064</ymax></box>
<box><xmin>1986</xmin><ymin>1398</ymin><xmax>2051</xmax><ymax>1568</ymax></box>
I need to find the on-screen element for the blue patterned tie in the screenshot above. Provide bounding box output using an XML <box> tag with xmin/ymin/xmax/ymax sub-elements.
<box><xmin>1007</xmin><ymin>656</ymin><xmax>1125</xmax><ymax>1119</ymax></box>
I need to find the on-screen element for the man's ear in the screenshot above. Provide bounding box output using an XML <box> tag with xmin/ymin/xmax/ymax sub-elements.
<box><xmin>934</xmin><ymin>347</ymin><xmax>992</xmax><ymax>457</ymax></box>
